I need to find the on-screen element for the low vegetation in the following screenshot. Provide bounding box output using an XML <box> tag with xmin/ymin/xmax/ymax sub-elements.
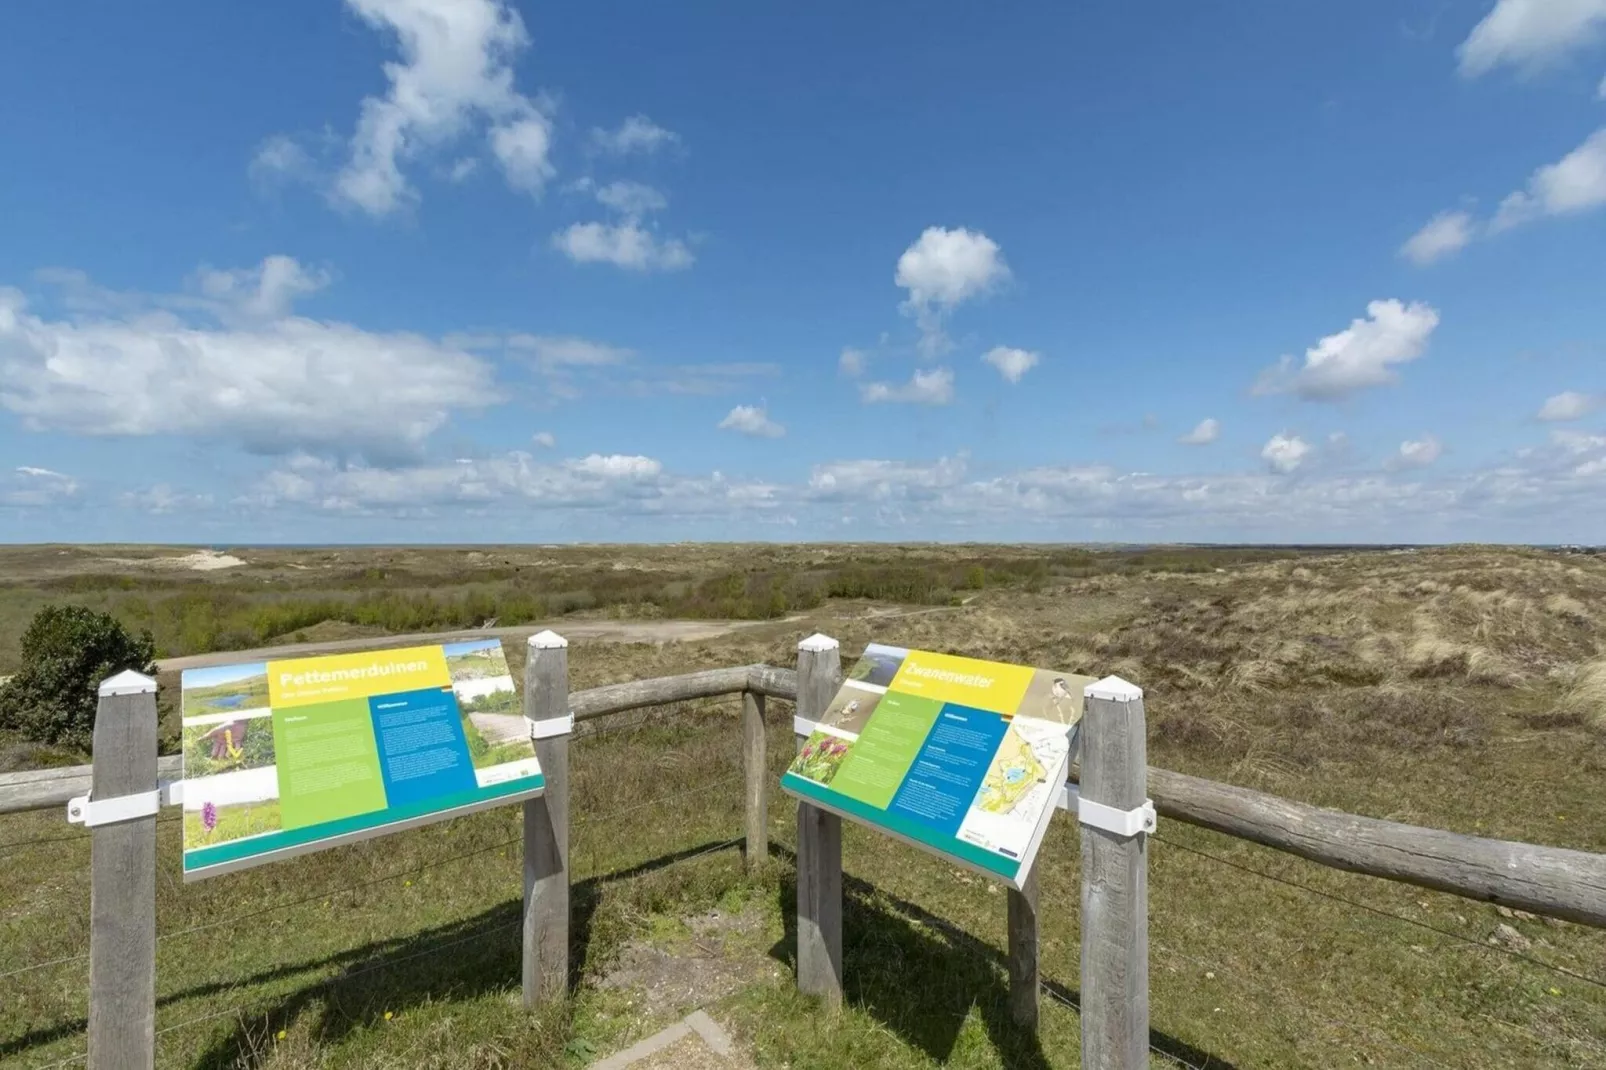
<box><xmin>2</xmin><ymin>544</ymin><xmax>1604</xmax><ymax>1067</ymax></box>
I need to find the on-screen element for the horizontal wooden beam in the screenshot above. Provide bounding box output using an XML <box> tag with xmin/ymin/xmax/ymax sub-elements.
<box><xmin>1123</xmin><ymin>765</ymin><xmax>1606</xmax><ymax>929</ymax></box>
<box><xmin>5</xmin><ymin>660</ymin><xmax>1603</xmax><ymax>931</ymax></box>
<box><xmin>0</xmin><ymin>756</ymin><xmax>184</xmax><ymax>817</ymax></box>
<box><xmin>571</xmin><ymin>665</ymin><xmax>753</xmax><ymax>722</ymax></box>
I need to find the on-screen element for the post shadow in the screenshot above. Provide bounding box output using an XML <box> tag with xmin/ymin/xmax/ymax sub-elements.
<box><xmin>1</xmin><ymin>839</ymin><xmax>745</xmax><ymax>1069</ymax></box>
<box><xmin>766</xmin><ymin>843</ymin><xmax>1236</xmax><ymax>1070</ymax></box>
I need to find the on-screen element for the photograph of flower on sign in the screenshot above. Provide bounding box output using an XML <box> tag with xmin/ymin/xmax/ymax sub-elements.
<box><xmin>782</xmin><ymin>644</ymin><xmax>1093</xmax><ymax>889</ymax></box>
<box><xmin>179</xmin><ymin>640</ymin><xmax>543</xmax><ymax>880</ymax></box>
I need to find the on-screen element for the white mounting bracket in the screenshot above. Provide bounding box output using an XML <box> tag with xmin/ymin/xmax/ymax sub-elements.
<box><xmin>793</xmin><ymin>716</ymin><xmax>821</xmax><ymax>738</ymax></box>
<box><xmin>66</xmin><ymin>789</ymin><xmax>161</xmax><ymax>828</ymax></box>
<box><xmin>1078</xmin><ymin>795</ymin><xmax>1157</xmax><ymax>838</ymax></box>
<box><xmin>527</xmin><ymin>712</ymin><xmax>574</xmax><ymax>740</ymax></box>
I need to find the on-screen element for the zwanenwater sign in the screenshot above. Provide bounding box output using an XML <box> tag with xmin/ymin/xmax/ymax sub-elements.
<box><xmin>179</xmin><ymin>640</ymin><xmax>543</xmax><ymax>879</ymax></box>
<box><xmin>781</xmin><ymin>644</ymin><xmax>1092</xmax><ymax>888</ymax></box>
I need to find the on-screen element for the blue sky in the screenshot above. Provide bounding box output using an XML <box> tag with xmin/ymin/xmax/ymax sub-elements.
<box><xmin>2</xmin><ymin>1</ymin><xmax>1605</xmax><ymax>544</ymax></box>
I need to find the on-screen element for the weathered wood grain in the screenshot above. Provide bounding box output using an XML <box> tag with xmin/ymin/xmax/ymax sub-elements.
<box><xmin>742</xmin><ymin>690</ymin><xmax>768</xmax><ymax>870</ymax></box>
<box><xmin>570</xmin><ymin>666</ymin><xmax>752</xmax><ymax>722</ymax></box>
<box><xmin>88</xmin><ymin>676</ymin><xmax>158</xmax><ymax>1070</ymax></box>
<box><xmin>794</xmin><ymin>636</ymin><xmax>844</xmax><ymax>1008</ymax></box>
<box><xmin>523</xmin><ymin>632</ymin><xmax>570</xmax><ymax>1007</ymax></box>
<box><xmin>1079</xmin><ymin>680</ymin><xmax>1149</xmax><ymax>1070</ymax></box>
<box><xmin>1008</xmin><ymin>868</ymin><xmax>1040</xmax><ymax>1030</ymax></box>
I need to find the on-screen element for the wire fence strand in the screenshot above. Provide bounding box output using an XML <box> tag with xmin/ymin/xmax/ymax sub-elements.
<box><xmin>1154</xmin><ymin>832</ymin><xmax>1606</xmax><ymax>992</ymax></box>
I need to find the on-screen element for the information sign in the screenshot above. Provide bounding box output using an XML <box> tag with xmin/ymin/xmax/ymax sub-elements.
<box><xmin>180</xmin><ymin>639</ymin><xmax>543</xmax><ymax>879</ymax></box>
<box><xmin>782</xmin><ymin>644</ymin><xmax>1092</xmax><ymax>888</ymax></box>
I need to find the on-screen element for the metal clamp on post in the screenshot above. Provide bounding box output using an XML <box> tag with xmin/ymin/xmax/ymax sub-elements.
<box><xmin>527</xmin><ymin>711</ymin><xmax>575</xmax><ymax>740</ymax></box>
<box><xmin>1078</xmin><ymin>796</ymin><xmax>1157</xmax><ymax>838</ymax></box>
<box><xmin>66</xmin><ymin>789</ymin><xmax>161</xmax><ymax>828</ymax></box>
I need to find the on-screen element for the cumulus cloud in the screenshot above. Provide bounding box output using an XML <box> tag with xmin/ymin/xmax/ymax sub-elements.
<box><xmin>276</xmin><ymin>0</ymin><xmax>558</xmax><ymax>217</ymax></box>
<box><xmin>1537</xmin><ymin>390</ymin><xmax>1599</xmax><ymax>421</ymax></box>
<box><xmin>860</xmin><ymin>367</ymin><xmax>955</xmax><ymax>406</ymax></box>
<box><xmin>590</xmin><ymin>115</ymin><xmax>679</xmax><ymax>155</ymax></box>
<box><xmin>1178</xmin><ymin>418</ymin><xmax>1220</xmax><ymax>446</ymax></box>
<box><xmin>1491</xmin><ymin>127</ymin><xmax>1606</xmax><ymax>232</ymax></box>
<box><xmin>838</xmin><ymin>347</ymin><xmax>866</xmax><ymax>377</ymax></box>
<box><xmin>0</xmin><ymin>264</ymin><xmax>499</xmax><ymax>460</ymax></box>
<box><xmin>895</xmin><ymin>227</ymin><xmax>1009</xmax><ymax>357</ymax></box>
<box><xmin>1394</xmin><ymin>434</ymin><xmax>1444</xmax><ymax>468</ymax></box>
<box><xmin>532</xmin><ymin>430</ymin><xmax>557</xmax><ymax>448</ymax></box>
<box><xmin>1261</xmin><ymin>433</ymin><xmax>1311</xmax><ymax>474</ymax></box>
<box><xmin>981</xmin><ymin>346</ymin><xmax>1039</xmax><ymax>384</ymax></box>
<box><xmin>551</xmin><ymin>220</ymin><xmax>694</xmax><ymax>271</ymax></box>
<box><xmin>1400</xmin><ymin>210</ymin><xmax>1476</xmax><ymax>265</ymax></box>
<box><xmin>1457</xmin><ymin>0</ymin><xmax>1606</xmax><ymax>78</ymax></box>
<box><xmin>1254</xmin><ymin>300</ymin><xmax>1439</xmax><ymax>401</ymax></box>
<box><xmin>718</xmin><ymin>404</ymin><xmax>785</xmax><ymax>438</ymax></box>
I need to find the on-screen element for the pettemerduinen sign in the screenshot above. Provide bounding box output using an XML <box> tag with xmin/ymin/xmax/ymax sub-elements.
<box><xmin>180</xmin><ymin>639</ymin><xmax>543</xmax><ymax>879</ymax></box>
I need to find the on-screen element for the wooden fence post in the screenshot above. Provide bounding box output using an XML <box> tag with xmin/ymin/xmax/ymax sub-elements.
<box><xmin>85</xmin><ymin>670</ymin><xmax>159</xmax><ymax>1070</ymax></box>
<box><xmin>742</xmin><ymin>690</ymin><xmax>768</xmax><ymax>870</ymax></box>
<box><xmin>1008</xmin><ymin>868</ymin><xmax>1040</xmax><ymax>1029</ymax></box>
<box><xmin>794</xmin><ymin>633</ymin><xmax>843</xmax><ymax>1007</ymax></box>
<box><xmin>1079</xmin><ymin>677</ymin><xmax>1151</xmax><ymax>1069</ymax></box>
<box><xmin>523</xmin><ymin>630</ymin><xmax>570</xmax><ymax>1007</ymax></box>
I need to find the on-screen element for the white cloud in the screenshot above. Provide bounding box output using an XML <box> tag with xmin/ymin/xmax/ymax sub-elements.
<box><xmin>1537</xmin><ymin>390</ymin><xmax>1599</xmax><ymax>421</ymax></box>
<box><xmin>1261</xmin><ymin>433</ymin><xmax>1311</xmax><ymax>474</ymax></box>
<box><xmin>508</xmin><ymin>334</ymin><xmax>634</xmax><ymax>368</ymax></box>
<box><xmin>488</xmin><ymin>111</ymin><xmax>555</xmax><ymax>194</ymax></box>
<box><xmin>249</xmin><ymin>135</ymin><xmax>314</xmax><ymax>188</ymax></box>
<box><xmin>1599</xmin><ymin>72</ymin><xmax>1606</xmax><ymax>99</ymax></box>
<box><xmin>550</xmin><ymin>220</ymin><xmax>694</xmax><ymax>271</ymax></box>
<box><xmin>1400</xmin><ymin>210</ymin><xmax>1476</xmax><ymax>265</ymax></box>
<box><xmin>591</xmin><ymin>115</ymin><xmax>679</xmax><ymax>155</ymax></box>
<box><xmin>718</xmin><ymin>404</ymin><xmax>786</xmax><ymax>438</ymax></box>
<box><xmin>319</xmin><ymin>0</ymin><xmax>553</xmax><ymax>216</ymax></box>
<box><xmin>1490</xmin><ymin>127</ymin><xmax>1606</xmax><ymax>232</ymax></box>
<box><xmin>570</xmin><ymin>453</ymin><xmax>661</xmax><ymax>479</ymax></box>
<box><xmin>120</xmin><ymin>485</ymin><xmax>213</xmax><ymax>514</ymax></box>
<box><xmin>1</xmin><ymin>466</ymin><xmax>79</xmax><ymax>508</ymax></box>
<box><xmin>860</xmin><ymin>367</ymin><xmax>955</xmax><ymax>406</ymax></box>
<box><xmin>193</xmin><ymin>255</ymin><xmax>332</xmax><ymax>320</ymax></box>
<box><xmin>532</xmin><ymin>430</ymin><xmax>556</xmax><ymax>448</ymax></box>
<box><xmin>0</xmin><ymin>267</ymin><xmax>499</xmax><ymax>460</ymax></box>
<box><xmin>838</xmin><ymin>347</ymin><xmax>866</xmax><ymax>377</ymax></box>
<box><xmin>1457</xmin><ymin>0</ymin><xmax>1606</xmax><ymax>78</ymax></box>
<box><xmin>981</xmin><ymin>346</ymin><xmax>1039</xmax><ymax>384</ymax></box>
<box><xmin>1254</xmin><ymin>299</ymin><xmax>1440</xmax><ymax>401</ymax></box>
<box><xmin>895</xmin><ymin>227</ymin><xmax>1010</xmax><ymax>357</ymax></box>
<box><xmin>1395</xmin><ymin>434</ymin><xmax>1444</xmax><ymax>468</ymax></box>
<box><xmin>447</xmin><ymin>157</ymin><xmax>480</xmax><ymax>182</ymax></box>
<box><xmin>1178</xmin><ymin>418</ymin><xmax>1220</xmax><ymax>446</ymax></box>
<box><xmin>595</xmin><ymin>180</ymin><xmax>667</xmax><ymax>215</ymax></box>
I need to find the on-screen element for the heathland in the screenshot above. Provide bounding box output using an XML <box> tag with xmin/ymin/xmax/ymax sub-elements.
<box><xmin>1</xmin><ymin>543</ymin><xmax>1603</xmax><ymax>1068</ymax></box>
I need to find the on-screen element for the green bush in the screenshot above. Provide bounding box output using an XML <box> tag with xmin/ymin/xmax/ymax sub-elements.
<box><xmin>0</xmin><ymin>605</ymin><xmax>157</xmax><ymax>750</ymax></box>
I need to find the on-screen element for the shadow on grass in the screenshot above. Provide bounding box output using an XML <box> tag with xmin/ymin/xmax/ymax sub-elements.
<box><xmin>0</xmin><ymin>838</ymin><xmax>740</xmax><ymax>1068</ymax></box>
<box><xmin>766</xmin><ymin>843</ymin><xmax>1238</xmax><ymax>1070</ymax></box>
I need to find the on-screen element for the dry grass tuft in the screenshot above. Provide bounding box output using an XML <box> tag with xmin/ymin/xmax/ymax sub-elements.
<box><xmin>1558</xmin><ymin>657</ymin><xmax>1606</xmax><ymax>730</ymax></box>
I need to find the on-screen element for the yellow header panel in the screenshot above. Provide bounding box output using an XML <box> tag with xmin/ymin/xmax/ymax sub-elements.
<box><xmin>888</xmin><ymin>650</ymin><xmax>1034</xmax><ymax>714</ymax></box>
<box><xmin>267</xmin><ymin>645</ymin><xmax>452</xmax><ymax>708</ymax></box>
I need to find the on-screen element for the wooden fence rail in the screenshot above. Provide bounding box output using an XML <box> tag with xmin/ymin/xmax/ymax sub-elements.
<box><xmin>3</xmin><ymin>662</ymin><xmax>1603</xmax><ymax>927</ymax></box>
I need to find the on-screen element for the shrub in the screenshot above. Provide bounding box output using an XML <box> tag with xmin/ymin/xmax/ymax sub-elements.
<box><xmin>0</xmin><ymin>605</ymin><xmax>157</xmax><ymax>750</ymax></box>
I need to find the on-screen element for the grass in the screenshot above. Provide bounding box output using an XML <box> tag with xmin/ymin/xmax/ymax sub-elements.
<box><xmin>2</xmin><ymin>545</ymin><xmax>1606</xmax><ymax>1067</ymax></box>
<box><xmin>182</xmin><ymin>800</ymin><xmax>283</xmax><ymax>851</ymax></box>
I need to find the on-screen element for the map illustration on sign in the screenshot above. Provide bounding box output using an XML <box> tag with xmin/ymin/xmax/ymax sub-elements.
<box><xmin>180</xmin><ymin>639</ymin><xmax>543</xmax><ymax>880</ymax></box>
<box><xmin>782</xmin><ymin>644</ymin><xmax>1094</xmax><ymax>888</ymax></box>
